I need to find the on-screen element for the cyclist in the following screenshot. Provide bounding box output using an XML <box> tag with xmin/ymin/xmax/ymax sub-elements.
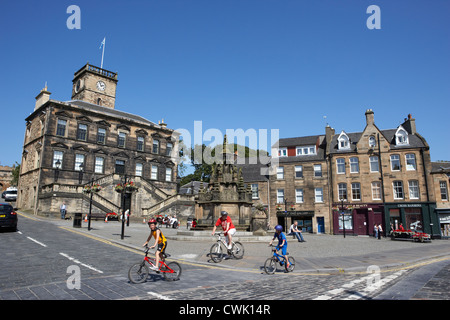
<box><xmin>143</xmin><ymin>218</ymin><xmax>167</xmax><ymax>271</ymax></box>
<box><xmin>269</xmin><ymin>225</ymin><xmax>290</xmax><ymax>269</ymax></box>
<box><xmin>211</xmin><ymin>211</ymin><xmax>236</xmax><ymax>252</ymax></box>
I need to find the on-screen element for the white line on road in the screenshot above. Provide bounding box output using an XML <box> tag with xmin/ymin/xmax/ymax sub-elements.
<box><xmin>27</xmin><ymin>236</ymin><xmax>47</xmax><ymax>247</ymax></box>
<box><xmin>147</xmin><ymin>291</ymin><xmax>172</xmax><ymax>300</ymax></box>
<box><xmin>59</xmin><ymin>252</ymin><xmax>104</xmax><ymax>274</ymax></box>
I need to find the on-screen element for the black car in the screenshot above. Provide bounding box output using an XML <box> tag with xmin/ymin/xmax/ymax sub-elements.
<box><xmin>0</xmin><ymin>203</ymin><xmax>17</xmax><ymax>231</ymax></box>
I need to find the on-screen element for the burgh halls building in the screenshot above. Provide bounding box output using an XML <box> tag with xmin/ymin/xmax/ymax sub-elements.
<box><xmin>17</xmin><ymin>63</ymin><xmax>180</xmax><ymax>219</ymax></box>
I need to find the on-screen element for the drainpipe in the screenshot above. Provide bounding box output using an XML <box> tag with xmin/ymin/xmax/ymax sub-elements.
<box><xmin>377</xmin><ymin>134</ymin><xmax>387</xmax><ymax>235</ymax></box>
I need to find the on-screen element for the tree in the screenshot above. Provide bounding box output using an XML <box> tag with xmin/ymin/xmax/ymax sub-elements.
<box><xmin>10</xmin><ymin>162</ymin><xmax>20</xmax><ymax>186</ymax></box>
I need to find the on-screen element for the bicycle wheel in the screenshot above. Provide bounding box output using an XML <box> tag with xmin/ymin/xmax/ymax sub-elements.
<box><xmin>264</xmin><ymin>258</ymin><xmax>277</xmax><ymax>275</ymax></box>
<box><xmin>128</xmin><ymin>261</ymin><xmax>149</xmax><ymax>284</ymax></box>
<box><xmin>210</xmin><ymin>242</ymin><xmax>224</xmax><ymax>263</ymax></box>
<box><xmin>231</xmin><ymin>241</ymin><xmax>244</xmax><ymax>259</ymax></box>
<box><xmin>285</xmin><ymin>256</ymin><xmax>295</xmax><ymax>272</ymax></box>
<box><xmin>162</xmin><ymin>261</ymin><xmax>182</xmax><ymax>281</ymax></box>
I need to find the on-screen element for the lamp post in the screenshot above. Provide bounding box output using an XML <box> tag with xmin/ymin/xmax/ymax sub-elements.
<box><xmin>340</xmin><ymin>198</ymin><xmax>346</xmax><ymax>238</ymax></box>
<box><xmin>54</xmin><ymin>159</ymin><xmax>61</xmax><ymax>182</ymax></box>
<box><xmin>88</xmin><ymin>177</ymin><xmax>94</xmax><ymax>231</ymax></box>
<box><xmin>78</xmin><ymin>163</ymin><xmax>84</xmax><ymax>185</ymax></box>
<box><xmin>120</xmin><ymin>174</ymin><xmax>128</xmax><ymax>240</ymax></box>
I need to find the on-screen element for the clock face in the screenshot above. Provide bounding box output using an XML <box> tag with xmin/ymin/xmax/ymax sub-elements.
<box><xmin>75</xmin><ymin>80</ymin><xmax>81</xmax><ymax>93</ymax></box>
<box><xmin>97</xmin><ymin>81</ymin><xmax>106</xmax><ymax>91</ymax></box>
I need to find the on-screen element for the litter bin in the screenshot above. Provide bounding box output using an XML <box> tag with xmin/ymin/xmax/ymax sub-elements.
<box><xmin>73</xmin><ymin>212</ymin><xmax>82</xmax><ymax>228</ymax></box>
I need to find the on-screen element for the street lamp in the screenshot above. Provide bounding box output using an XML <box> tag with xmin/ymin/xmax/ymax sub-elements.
<box><xmin>54</xmin><ymin>159</ymin><xmax>61</xmax><ymax>182</ymax></box>
<box><xmin>78</xmin><ymin>163</ymin><xmax>84</xmax><ymax>185</ymax></box>
<box><xmin>120</xmin><ymin>174</ymin><xmax>128</xmax><ymax>240</ymax></box>
<box><xmin>340</xmin><ymin>198</ymin><xmax>347</xmax><ymax>238</ymax></box>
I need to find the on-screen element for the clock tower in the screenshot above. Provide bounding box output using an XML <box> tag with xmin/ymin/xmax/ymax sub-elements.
<box><xmin>71</xmin><ymin>63</ymin><xmax>118</xmax><ymax>109</ymax></box>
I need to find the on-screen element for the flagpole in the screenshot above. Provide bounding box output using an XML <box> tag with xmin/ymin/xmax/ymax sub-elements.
<box><xmin>100</xmin><ymin>38</ymin><xmax>105</xmax><ymax>69</ymax></box>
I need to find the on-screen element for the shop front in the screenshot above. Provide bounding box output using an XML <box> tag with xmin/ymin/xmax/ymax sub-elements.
<box><xmin>384</xmin><ymin>202</ymin><xmax>438</xmax><ymax>237</ymax></box>
<box><xmin>332</xmin><ymin>203</ymin><xmax>384</xmax><ymax>236</ymax></box>
<box><xmin>436</xmin><ymin>209</ymin><xmax>450</xmax><ymax>239</ymax></box>
<box><xmin>276</xmin><ymin>211</ymin><xmax>314</xmax><ymax>233</ymax></box>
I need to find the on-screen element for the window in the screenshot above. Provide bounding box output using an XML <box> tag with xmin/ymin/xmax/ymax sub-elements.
<box><xmin>151</xmin><ymin>164</ymin><xmax>158</xmax><ymax>180</ymax></box>
<box><xmin>440</xmin><ymin>181</ymin><xmax>449</xmax><ymax>201</ymax></box>
<box><xmin>278</xmin><ymin>148</ymin><xmax>287</xmax><ymax>157</ymax></box>
<box><xmin>369</xmin><ymin>156</ymin><xmax>379</xmax><ymax>172</ymax></box>
<box><xmin>338</xmin><ymin>183</ymin><xmax>347</xmax><ymax>201</ymax></box>
<box><xmin>295</xmin><ymin>189</ymin><xmax>303</xmax><ymax>203</ymax></box>
<box><xmin>295</xmin><ymin>165</ymin><xmax>303</xmax><ymax>178</ymax></box>
<box><xmin>314</xmin><ymin>164</ymin><xmax>322</xmax><ymax>177</ymax></box>
<box><xmin>395</xmin><ymin>127</ymin><xmax>409</xmax><ymax>145</ymax></box>
<box><xmin>371</xmin><ymin>182</ymin><xmax>381</xmax><ymax>200</ymax></box>
<box><xmin>296</xmin><ymin>146</ymin><xmax>316</xmax><ymax>155</ymax></box>
<box><xmin>369</xmin><ymin>136</ymin><xmax>376</xmax><ymax>148</ymax></box>
<box><xmin>165</xmin><ymin>168</ymin><xmax>172</xmax><ymax>182</ymax></box>
<box><xmin>152</xmin><ymin>140</ymin><xmax>160</xmax><ymax>154</ymax></box>
<box><xmin>251</xmin><ymin>184</ymin><xmax>259</xmax><ymax>199</ymax></box>
<box><xmin>408</xmin><ymin>180</ymin><xmax>419</xmax><ymax>199</ymax></box>
<box><xmin>276</xmin><ymin>166</ymin><xmax>284</xmax><ymax>179</ymax></box>
<box><xmin>118</xmin><ymin>132</ymin><xmax>126</xmax><ymax>148</ymax></box>
<box><xmin>97</xmin><ymin>128</ymin><xmax>106</xmax><ymax>144</ymax></box>
<box><xmin>56</xmin><ymin>119</ymin><xmax>67</xmax><ymax>136</ymax></box>
<box><xmin>405</xmin><ymin>154</ymin><xmax>416</xmax><ymax>171</ymax></box>
<box><xmin>393</xmin><ymin>181</ymin><xmax>404</xmax><ymax>199</ymax></box>
<box><xmin>350</xmin><ymin>157</ymin><xmax>359</xmax><ymax>173</ymax></box>
<box><xmin>135</xmin><ymin>163</ymin><xmax>143</xmax><ymax>177</ymax></box>
<box><xmin>95</xmin><ymin>157</ymin><xmax>104</xmax><ymax>174</ymax></box>
<box><xmin>74</xmin><ymin>154</ymin><xmax>85</xmax><ymax>171</ymax></box>
<box><xmin>277</xmin><ymin>189</ymin><xmax>284</xmax><ymax>204</ymax></box>
<box><xmin>77</xmin><ymin>124</ymin><xmax>88</xmax><ymax>141</ymax></box>
<box><xmin>351</xmin><ymin>183</ymin><xmax>361</xmax><ymax>201</ymax></box>
<box><xmin>337</xmin><ymin>132</ymin><xmax>350</xmax><ymax>150</ymax></box>
<box><xmin>166</xmin><ymin>143</ymin><xmax>173</xmax><ymax>156</ymax></box>
<box><xmin>315</xmin><ymin>188</ymin><xmax>323</xmax><ymax>203</ymax></box>
<box><xmin>115</xmin><ymin>160</ymin><xmax>125</xmax><ymax>174</ymax></box>
<box><xmin>390</xmin><ymin>155</ymin><xmax>401</xmax><ymax>171</ymax></box>
<box><xmin>52</xmin><ymin>151</ymin><xmax>63</xmax><ymax>168</ymax></box>
<box><xmin>137</xmin><ymin>136</ymin><xmax>144</xmax><ymax>152</ymax></box>
<box><xmin>336</xmin><ymin>158</ymin><xmax>345</xmax><ymax>174</ymax></box>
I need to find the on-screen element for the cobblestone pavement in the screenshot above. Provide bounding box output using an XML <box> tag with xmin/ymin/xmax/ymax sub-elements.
<box><xmin>1</xmin><ymin>212</ymin><xmax>448</xmax><ymax>303</ymax></box>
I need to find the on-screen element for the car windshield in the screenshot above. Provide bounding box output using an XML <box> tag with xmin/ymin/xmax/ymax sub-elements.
<box><xmin>6</xmin><ymin>191</ymin><xmax>17</xmax><ymax>195</ymax></box>
<box><xmin>0</xmin><ymin>205</ymin><xmax>13</xmax><ymax>213</ymax></box>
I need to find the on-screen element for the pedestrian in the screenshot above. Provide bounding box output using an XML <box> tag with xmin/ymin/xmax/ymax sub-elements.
<box><xmin>373</xmin><ymin>224</ymin><xmax>378</xmax><ymax>238</ymax></box>
<box><xmin>288</xmin><ymin>221</ymin><xmax>305</xmax><ymax>242</ymax></box>
<box><xmin>60</xmin><ymin>201</ymin><xmax>67</xmax><ymax>219</ymax></box>
<box><xmin>378</xmin><ymin>224</ymin><xmax>383</xmax><ymax>240</ymax></box>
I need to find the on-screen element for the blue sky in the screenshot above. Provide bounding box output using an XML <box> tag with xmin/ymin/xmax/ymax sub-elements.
<box><xmin>0</xmin><ymin>0</ymin><xmax>449</xmax><ymax>168</ymax></box>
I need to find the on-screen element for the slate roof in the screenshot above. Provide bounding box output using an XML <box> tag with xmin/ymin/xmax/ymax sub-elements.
<box><xmin>328</xmin><ymin>129</ymin><xmax>428</xmax><ymax>154</ymax></box>
<box><xmin>64</xmin><ymin>100</ymin><xmax>161</xmax><ymax>128</ymax></box>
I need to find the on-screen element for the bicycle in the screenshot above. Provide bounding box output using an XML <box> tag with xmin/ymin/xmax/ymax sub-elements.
<box><xmin>209</xmin><ymin>232</ymin><xmax>244</xmax><ymax>263</ymax></box>
<box><xmin>264</xmin><ymin>245</ymin><xmax>295</xmax><ymax>274</ymax></box>
<box><xmin>128</xmin><ymin>246</ymin><xmax>182</xmax><ymax>283</ymax></box>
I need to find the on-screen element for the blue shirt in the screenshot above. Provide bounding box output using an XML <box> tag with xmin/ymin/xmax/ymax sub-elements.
<box><xmin>273</xmin><ymin>232</ymin><xmax>287</xmax><ymax>246</ymax></box>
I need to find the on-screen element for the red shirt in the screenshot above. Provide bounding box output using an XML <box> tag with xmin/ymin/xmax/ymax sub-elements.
<box><xmin>215</xmin><ymin>216</ymin><xmax>235</xmax><ymax>231</ymax></box>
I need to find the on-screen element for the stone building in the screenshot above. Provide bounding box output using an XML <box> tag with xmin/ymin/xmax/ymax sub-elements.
<box><xmin>267</xmin><ymin>109</ymin><xmax>438</xmax><ymax>236</ymax></box>
<box><xmin>327</xmin><ymin>110</ymin><xmax>437</xmax><ymax>237</ymax></box>
<box><xmin>431</xmin><ymin>161</ymin><xmax>450</xmax><ymax>238</ymax></box>
<box><xmin>17</xmin><ymin>63</ymin><xmax>179</xmax><ymax>218</ymax></box>
<box><xmin>270</xmin><ymin>134</ymin><xmax>330</xmax><ymax>234</ymax></box>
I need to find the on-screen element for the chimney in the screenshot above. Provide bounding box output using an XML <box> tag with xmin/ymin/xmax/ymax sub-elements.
<box><xmin>35</xmin><ymin>86</ymin><xmax>51</xmax><ymax>111</ymax></box>
<box><xmin>365</xmin><ymin>109</ymin><xmax>374</xmax><ymax>126</ymax></box>
<box><xmin>325</xmin><ymin>125</ymin><xmax>335</xmax><ymax>154</ymax></box>
<box><xmin>402</xmin><ymin>113</ymin><xmax>416</xmax><ymax>134</ymax></box>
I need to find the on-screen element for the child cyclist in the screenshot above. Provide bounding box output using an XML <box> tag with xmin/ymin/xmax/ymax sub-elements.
<box><xmin>211</xmin><ymin>211</ymin><xmax>236</xmax><ymax>252</ymax></box>
<box><xmin>143</xmin><ymin>218</ymin><xmax>167</xmax><ymax>271</ymax></box>
<box><xmin>269</xmin><ymin>225</ymin><xmax>290</xmax><ymax>269</ymax></box>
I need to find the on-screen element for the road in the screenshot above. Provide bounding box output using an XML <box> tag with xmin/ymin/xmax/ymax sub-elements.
<box><xmin>1</xmin><ymin>212</ymin><xmax>449</xmax><ymax>309</ymax></box>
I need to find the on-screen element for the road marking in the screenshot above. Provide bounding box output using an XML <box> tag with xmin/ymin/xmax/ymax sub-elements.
<box><xmin>27</xmin><ymin>236</ymin><xmax>47</xmax><ymax>247</ymax></box>
<box><xmin>59</xmin><ymin>252</ymin><xmax>104</xmax><ymax>274</ymax></box>
<box><xmin>147</xmin><ymin>291</ymin><xmax>172</xmax><ymax>300</ymax></box>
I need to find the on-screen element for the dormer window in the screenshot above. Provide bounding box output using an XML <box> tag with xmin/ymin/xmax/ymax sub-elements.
<box><xmin>278</xmin><ymin>148</ymin><xmax>287</xmax><ymax>157</ymax></box>
<box><xmin>337</xmin><ymin>131</ymin><xmax>350</xmax><ymax>150</ymax></box>
<box><xmin>369</xmin><ymin>136</ymin><xmax>376</xmax><ymax>148</ymax></box>
<box><xmin>395</xmin><ymin>126</ymin><xmax>409</xmax><ymax>145</ymax></box>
